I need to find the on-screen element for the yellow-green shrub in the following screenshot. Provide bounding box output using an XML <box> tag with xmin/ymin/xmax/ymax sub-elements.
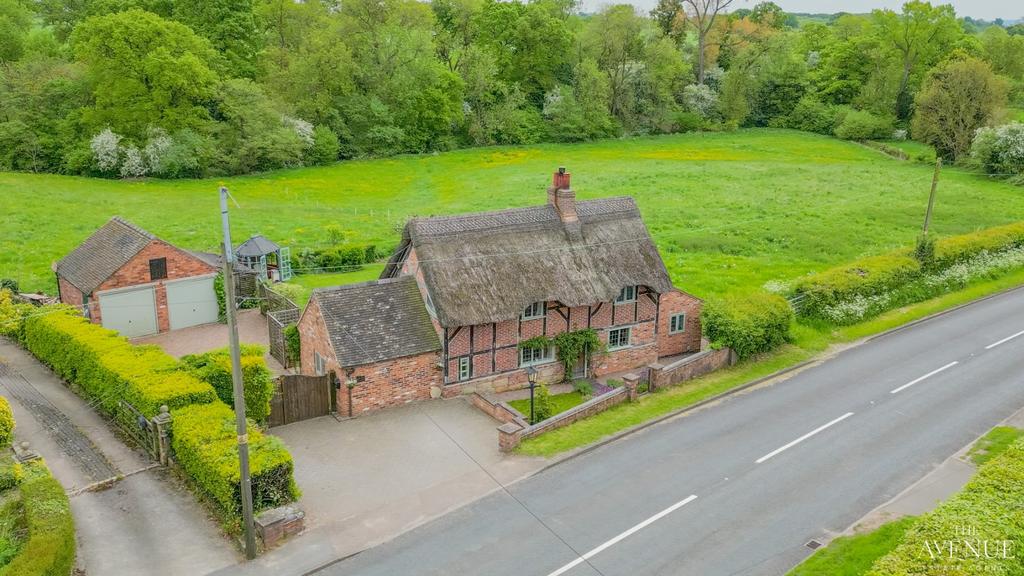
<box><xmin>22</xmin><ymin>310</ymin><xmax>217</xmax><ymax>418</ymax></box>
<box><xmin>868</xmin><ymin>437</ymin><xmax>1024</xmax><ymax>576</ymax></box>
<box><xmin>932</xmin><ymin>221</ymin><xmax>1024</xmax><ymax>269</ymax></box>
<box><xmin>793</xmin><ymin>253</ymin><xmax>921</xmax><ymax>319</ymax></box>
<box><xmin>171</xmin><ymin>402</ymin><xmax>298</xmax><ymax>519</ymax></box>
<box><xmin>181</xmin><ymin>345</ymin><xmax>275</xmax><ymax>423</ymax></box>
<box><xmin>0</xmin><ymin>290</ymin><xmax>33</xmax><ymax>341</ymax></box>
<box><xmin>703</xmin><ymin>291</ymin><xmax>793</xmax><ymax>358</ymax></box>
<box><xmin>0</xmin><ymin>397</ymin><xmax>12</xmax><ymax>448</ymax></box>
<box><xmin>0</xmin><ymin>461</ymin><xmax>75</xmax><ymax>576</ymax></box>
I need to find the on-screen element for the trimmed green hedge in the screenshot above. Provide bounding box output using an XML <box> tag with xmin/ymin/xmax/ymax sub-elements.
<box><xmin>867</xmin><ymin>437</ymin><xmax>1024</xmax><ymax>576</ymax></box>
<box><xmin>182</xmin><ymin>345</ymin><xmax>275</xmax><ymax>423</ymax></box>
<box><xmin>703</xmin><ymin>292</ymin><xmax>793</xmax><ymax>358</ymax></box>
<box><xmin>0</xmin><ymin>397</ymin><xmax>12</xmax><ymax>449</ymax></box>
<box><xmin>171</xmin><ymin>402</ymin><xmax>298</xmax><ymax>519</ymax></box>
<box><xmin>793</xmin><ymin>252</ymin><xmax>921</xmax><ymax>320</ymax></box>
<box><xmin>0</xmin><ymin>461</ymin><xmax>75</xmax><ymax>576</ymax></box>
<box><xmin>22</xmin><ymin>310</ymin><xmax>218</xmax><ymax>418</ymax></box>
<box><xmin>932</xmin><ymin>222</ymin><xmax>1024</xmax><ymax>269</ymax></box>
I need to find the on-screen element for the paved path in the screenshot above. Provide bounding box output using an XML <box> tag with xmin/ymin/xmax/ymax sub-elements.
<box><xmin>0</xmin><ymin>338</ymin><xmax>239</xmax><ymax>576</ymax></box>
<box><xmin>315</xmin><ymin>287</ymin><xmax>1024</xmax><ymax>576</ymax></box>
<box><xmin>0</xmin><ymin>364</ymin><xmax>117</xmax><ymax>482</ymax></box>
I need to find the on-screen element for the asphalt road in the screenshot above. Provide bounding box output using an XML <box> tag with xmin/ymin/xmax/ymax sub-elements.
<box><xmin>317</xmin><ymin>288</ymin><xmax>1024</xmax><ymax>576</ymax></box>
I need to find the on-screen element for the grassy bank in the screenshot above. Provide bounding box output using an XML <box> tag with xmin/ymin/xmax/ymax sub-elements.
<box><xmin>516</xmin><ymin>269</ymin><xmax>1024</xmax><ymax>456</ymax></box>
<box><xmin>787</xmin><ymin>518</ymin><xmax>918</xmax><ymax>576</ymax></box>
<box><xmin>4</xmin><ymin>129</ymin><xmax>1024</xmax><ymax>295</ymax></box>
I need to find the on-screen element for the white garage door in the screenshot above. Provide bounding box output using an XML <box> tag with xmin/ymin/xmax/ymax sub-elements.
<box><xmin>166</xmin><ymin>276</ymin><xmax>219</xmax><ymax>331</ymax></box>
<box><xmin>99</xmin><ymin>287</ymin><xmax>158</xmax><ymax>338</ymax></box>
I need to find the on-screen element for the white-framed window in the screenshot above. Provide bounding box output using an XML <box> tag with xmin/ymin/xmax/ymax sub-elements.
<box><xmin>522</xmin><ymin>301</ymin><xmax>546</xmax><ymax>320</ymax></box>
<box><xmin>608</xmin><ymin>327</ymin><xmax>631</xmax><ymax>349</ymax></box>
<box><xmin>670</xmin><ymin>313</ymin><xmax>686</xmax><ymax>334</ymax></box>
<box><xmin>458</xmin><ymin>356</ymin><xmax>471</xmax><ymax>381</ymax></box>
<box><xmin>519</xmin><ymin>346</ymin><xmax>553</xmax><ymax>366</ymax></box>
<box><xmin>615</xmin><ymin>286</ymin><xmax>637</xmax><ymax>303</ymax></box>
<box><xmin>314</xmin><ymin>351</ymin><xmax>327</xmax><ymax>375</ymax></box>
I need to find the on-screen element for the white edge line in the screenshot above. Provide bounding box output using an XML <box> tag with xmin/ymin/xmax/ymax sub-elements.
<box><xmin>890</xmin><ymin>361</ymin><xmax>959</xmax><ymax>394</ymax></box>
<box><xmin>755</xmin><ymin>412</ymin><xmax>855</xmax><ymax>464</ymax></box>
<box><xmin>546</xmin><ymin>494</ymin><xmax>698</xmax><ymax>576</ymax></box>
<box><xmin>985</xmin><ymin>329</ymin><xmax>1024</xmax><ymax>350</ymax></box>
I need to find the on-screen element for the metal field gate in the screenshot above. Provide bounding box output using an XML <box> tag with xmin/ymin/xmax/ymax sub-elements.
<box><xmin>268</xmin><ymin>373</ymin><xmax>335</xmax><ymax>427</ymax></box>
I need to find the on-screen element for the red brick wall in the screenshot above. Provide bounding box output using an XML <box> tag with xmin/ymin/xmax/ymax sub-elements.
<box><xmin>70</xmin><ymin>239</ymin><xmax>217</xmax><ymax>332</ymax></box>
<box><xmin>57</xmin><ymin>276</ymin><xmax>84</xmax><ymax>311</ymax></box>
<box><xmin>656</xmin><ymin>290</ymin><xmax>702</xmax><ymax>358</ymax></box>
<box><xmin>342</xmin><ymin>352</ymin><xmax>442</xmax><ymax>415</ymax></box>
<box><xmin>298</xmin><ymin>297</ymin><xmax>340</xmax><ymax>378</ymax></box>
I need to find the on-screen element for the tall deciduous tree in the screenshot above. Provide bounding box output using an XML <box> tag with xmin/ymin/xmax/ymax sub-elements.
<box><xmin>680</xmin><ymin>0</ymin><xmax>735</xmax><ymax>84</ymax></box>
<box><xmin>872</xmin><ymin>1</ymin><xmax>962</xmax><ymax>120</ymax></box>
<box><xmin>71</xmin><ymin>9</ymin><xmax>220</xmax><ymax>140</ymax></box>
<box><xmin>173</xmin><ymin>0</ymin><xmax>261</xmax><ymax>78</ymax></box>
<box><xmin>911</xmin><ymin>57</ymin><xmax>1007</xmax><ymax>161</ymax></box>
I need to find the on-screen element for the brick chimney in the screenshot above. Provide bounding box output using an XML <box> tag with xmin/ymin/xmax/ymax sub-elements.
<box><xmin>548</xmin><ymin>167</ymin><xmax>581</xmax><ymax>240</ymax></box>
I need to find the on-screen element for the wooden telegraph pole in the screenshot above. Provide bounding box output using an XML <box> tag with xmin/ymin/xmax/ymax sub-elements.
<box><xmin>219</xmin><ymin>187</ymin><xmax>257</xmax><ymax>559</ymax></box>
<box><xmin>922</xmin><ymin>157</ymin><xmax>942</xmax><ymax>235</ymax></box>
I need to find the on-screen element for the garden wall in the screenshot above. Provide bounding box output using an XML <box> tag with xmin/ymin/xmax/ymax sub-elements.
<box><xmin>497</xmin><ymin>387</ymin><xmax>629</xmax><ymax>452</ymax></box>
<box><xmin>649</xmin><ymin>348</ymin><xmax>737</xmax><ymax>389</ymax></box>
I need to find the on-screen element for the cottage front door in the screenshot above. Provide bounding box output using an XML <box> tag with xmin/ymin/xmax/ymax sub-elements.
<box><xmin>573</xmin><ymin>346</ymin><xmax>589</xmax><ymax>379</ymax></box>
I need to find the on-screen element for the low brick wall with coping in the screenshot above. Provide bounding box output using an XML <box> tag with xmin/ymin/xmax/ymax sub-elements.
<box><xmin>648</xmin><ymin>347</ymin><xmax>737</xmax><ymax>390</ymax></box>
<box><xmin>492</xmin><ymin>348</ymin><xmax>736</xmax><ymax>452</ymax></box>
<box><xmin>498</xmin><ymin>386</ymin><xmax>630</xmax><ymax>452</ymax></box>
<box><xmin>469</xmin><ymin>392</ymin><xmax>528</xmax><ymax>428</ymax></box>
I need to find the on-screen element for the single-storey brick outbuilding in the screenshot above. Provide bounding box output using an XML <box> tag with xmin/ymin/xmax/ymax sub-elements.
<box><xmin>299</xmin><ymin>169</ymin><xmax>703</xmax><ymax>415</ymax></box>
<box><xmin>55</xmin><ymin>217</ymin><xmax>224</xmax><ymax>337</ymax></box>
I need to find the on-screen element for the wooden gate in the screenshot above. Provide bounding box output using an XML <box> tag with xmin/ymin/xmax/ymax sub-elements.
<box><xmin>268</xmin><ymin>372</ymin><xmax>335</xmax><ymax>427</ymax></box>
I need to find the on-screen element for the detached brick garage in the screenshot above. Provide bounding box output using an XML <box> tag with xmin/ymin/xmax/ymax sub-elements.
<box><xmin>55</xmin><ymin>217</ymin><xmax>222</xmax><ymax>337</ymax></box>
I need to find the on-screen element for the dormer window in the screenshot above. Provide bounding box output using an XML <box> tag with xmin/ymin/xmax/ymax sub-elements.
<box><xmin>522</xmin><ymin>301</ymin><xmax>545</xmax><ymax>320</ymax></box>
<box><xmin>615</xmin><ymin>285</ymin><xmax>637</xmax><ymax>303</ymax></box>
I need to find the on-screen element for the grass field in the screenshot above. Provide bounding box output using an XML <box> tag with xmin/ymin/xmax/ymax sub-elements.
<box><xmin>289</xmin><ymin>264</ymin><xmax>386</xmax><ymax>306</ymax></box>
<box><xmin>4</xmin><ymin>129</ymin><xmax>1024</xmax><ymax>295</ymax></box>
<box><xmin>968</xmin><ymin>426</ymin><xmax>1024</xmax><ymax>465</ymax></box>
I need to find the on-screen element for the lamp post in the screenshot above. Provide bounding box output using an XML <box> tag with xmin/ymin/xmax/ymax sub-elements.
<box><xmin>526</xmin><ymin>366</ymin><xmax>538</xmax><ymax>424</ymax></box>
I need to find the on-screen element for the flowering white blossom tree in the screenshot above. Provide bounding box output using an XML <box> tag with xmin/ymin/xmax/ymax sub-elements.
<box><xmin>120</xmin><ymin>145</ymin><xmax>147</xmax><ymax>178</ymax></box>
<box><xmin>90</xmin><ymin>128</ymin><xmax>122</xmax><ymax>173</ymax></box>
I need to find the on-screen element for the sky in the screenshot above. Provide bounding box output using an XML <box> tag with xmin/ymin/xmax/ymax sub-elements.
<box><xmin>578</xmin><ymin>0</ymin><xmax>1022</xmax><ymax>21</ymax></box>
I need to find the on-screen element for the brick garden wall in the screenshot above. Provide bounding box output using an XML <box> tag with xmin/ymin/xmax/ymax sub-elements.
<box><xmin>649</xmin><ymin>347</ymin><xmax>737</xmax><ymax>389</ymax></box>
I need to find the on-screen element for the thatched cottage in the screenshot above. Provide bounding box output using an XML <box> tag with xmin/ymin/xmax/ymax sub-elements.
<box><xmin>298</xmin><ymin>169</ymin><xmax>702</xmax><ymax>415</ymax></box>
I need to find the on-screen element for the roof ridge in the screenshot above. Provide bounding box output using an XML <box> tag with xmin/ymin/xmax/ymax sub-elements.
<box><xmin>109</xmin><ymin>216</ymin><xmax>155</xmax><ymax>239</ymax></box>
<box><xmin>312</xmin><ymin>275</ymin><xmax>411</xmax><ymax>297</ymax></box>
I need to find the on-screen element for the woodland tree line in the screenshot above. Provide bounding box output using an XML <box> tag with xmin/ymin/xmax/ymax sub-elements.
<box><xmin>0</xmin><ymin>0</ymin><xmax>1021</xmax><ymax>178</ymax></box>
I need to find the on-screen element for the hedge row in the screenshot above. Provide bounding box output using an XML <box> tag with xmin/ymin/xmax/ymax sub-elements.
<box><xmin>171</xmin><ymin>402</ymin><xmax>298</xmax><ymax>519</ymax></box>
<box><xmin>703</xmin><ymin>292</ymin><xmax>793</xmax><ymax>358</ymax></box>
<box><xmin>0</xmin><ymin>396</ymin><xmax>12</xmax><ymax>448</ymax></box>
<box><xmin>22</xmin><ymin>311</ymin><xmax>218</xmax><ymax>418</ymax></box>
<box><xmin>0</xmin><ymin>461</ymin><xmax>75</xmax><ymax>576</ymax></box>
<box><xmin>867</xmin><ymin>437</ymin><xmax>1024</xmax><ymax>576</ymax></box>
<box><xmin>182</xmin><ymin>345</ymin><xmax>275</xmax><ymax>423</ymax></box>
<box><xmin>294</xmin><ymin>244</ymin><xmax>379</xmax><ymax>271</ymax></box>
<box><xmin>793</xmin><ymin>252</ymin><xmax>921</xmax><ymax>319</ymax></box>
<box><xmin>794</xmin><ymin>222</ymin><xmax>1024</xmax><ymax>322</ymax></box>
<box><xmin>0</xmin><ymin>290</ymin><xmax>33</xmax><ymax>341</ymax></box>
<box><xmin>932</xmin><ymin>221</ymin><xmax>1024</xmax><ymax>269</ymax></box>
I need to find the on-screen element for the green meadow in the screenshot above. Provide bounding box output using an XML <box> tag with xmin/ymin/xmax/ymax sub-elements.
<box><xmin>3</xmin><ymin>129</ymin><xmax>1023</xmax><ymax>296</ymax></box>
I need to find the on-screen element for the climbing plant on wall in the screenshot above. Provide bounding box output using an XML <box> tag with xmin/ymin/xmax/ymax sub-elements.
<box><xmin>517</xmin><ymin>329</ymin><xmax>605</xmax><ymax>381</ymax></box>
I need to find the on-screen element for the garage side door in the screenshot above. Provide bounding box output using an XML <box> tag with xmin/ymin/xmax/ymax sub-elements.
<box><xmin>99</xmin><ymin>287</ymin><xmax>158</xmax><ymax>338</ymax></box>
<box><xmin>166</xmin><ymin>276</ymin><xmax>219</xmax><ymax>331</ymax></box>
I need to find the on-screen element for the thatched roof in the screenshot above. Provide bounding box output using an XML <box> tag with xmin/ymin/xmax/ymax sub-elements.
<box><xmin>311</xmin><ymin>276</ymin><xmax>441</xmax><ymax>367</ymax></box>
<box><xmin>382</xmin><ymin>196</ymin><xmax>674</xmax><ymax>327</ymax></box>
<box><xmin>56</xmin><ymin>217</ymin><xmax>155</xmax><ymax>295</ymax></box>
